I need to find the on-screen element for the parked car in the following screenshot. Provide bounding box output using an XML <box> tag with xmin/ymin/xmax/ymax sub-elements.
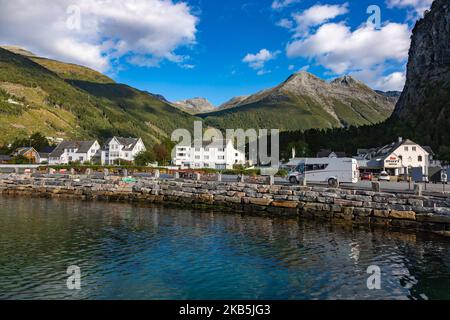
<box><xmin>378</xmin><ymin>171</ymin><xmax>391</xmax><ymax>182</ymax></box>
<box><xmin>360</xmin><ymin>172</ymin><xmax>373</xmax><ymax>181</ymax></box>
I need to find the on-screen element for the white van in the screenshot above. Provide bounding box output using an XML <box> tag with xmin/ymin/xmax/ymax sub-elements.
<box><xmin>288</xmin><ymin>158</ymin><xmax>359</xmax><ymax>186</ymax></box>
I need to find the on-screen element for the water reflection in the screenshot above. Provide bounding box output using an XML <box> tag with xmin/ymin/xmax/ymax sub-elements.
<box><xmin>0</xmin><ymin>196</ymin><xmax>449</xmax><ymax>300</ymax></box>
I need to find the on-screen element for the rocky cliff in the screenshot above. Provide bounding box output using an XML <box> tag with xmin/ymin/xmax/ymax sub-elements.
<box><xmin>393</xmin><ymin>0</ymin><xmax>449</xmax><ymax>146</ymax></box>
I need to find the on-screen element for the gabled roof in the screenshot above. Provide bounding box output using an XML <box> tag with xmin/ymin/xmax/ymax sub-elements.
<box><xmin>422</xmin><ymin>146</ymin><xmax>434</xmax><ymax>155</ymax></box>
<box><xmin>14</xmin><ymin>147</ymin><xmax>38</xmax><ymax>156</ymax></box>
<box><xmin>106</xmin><ymin>137</ymin><xmax>140</xmax><ymax>151</ymax></box>
<box><xmin>374</xmin><ymin>139</ymin><xmax>428</xmax><ymax>160</ymax></box>
<box><xmin>316</xmin><ymin>149</ymin><xmax>346</xmax><ymax>158</ymax></box>
<box><xmin>50</xmin><ymin>141</ymin><xmax>97</xmax><ymax>157</ymax></box>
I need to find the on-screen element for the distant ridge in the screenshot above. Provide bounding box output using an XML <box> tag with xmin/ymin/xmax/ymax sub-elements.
<box><xmin>199</xmin><ymin>71</ymin><xmax>397</xmax><ymax>132</ymax></box>
<box><xmin>173</xmin><ymin>97</ymin><xmax>215</xmax><ymax>114</ymax></box>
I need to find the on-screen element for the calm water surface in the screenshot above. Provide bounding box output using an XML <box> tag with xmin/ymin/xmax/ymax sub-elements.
<box><xmin>0</xmin><ymin>196</ymin><xmax>449</xmax><ymax>300</ymax></box>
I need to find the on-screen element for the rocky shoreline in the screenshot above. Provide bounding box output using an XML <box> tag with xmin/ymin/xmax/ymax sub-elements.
<box><xmin>1</xmin><ymin>174</ymin><xmax>450</xmax><ymax>235</ymax></box>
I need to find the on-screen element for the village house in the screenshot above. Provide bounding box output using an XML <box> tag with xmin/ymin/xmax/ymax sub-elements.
<box><xmin>49</xmin><ymin>140</ymin><xmax>101</xmax><ymax>165</ymax></box>
<box><xmin>173</xmin><ymin>139</ymin><xmax>246</xmax><ymax>170</ymax></box>
<box><xmin>316</xmin><ymin>149</ymin><xmax>347</xmax><ymax>158</ymax></box>
<box><xmin>38</xmin><ymin>152</ymin><xmax>50</xmax><ymax>164</ymax></box>
<box><xmin>355</xmin><ymin>138</ymin><xmax>431</xmax><ymax>176</ymax></box>
<box><xmin>101</xmin><ymin>137</ymin><xmax>146</xmax><ymax>165</ymax></box>
<box><xmin>13</xmin><ymin>147</ymin><xmax>40</xmax><ymax>164</ymax></box>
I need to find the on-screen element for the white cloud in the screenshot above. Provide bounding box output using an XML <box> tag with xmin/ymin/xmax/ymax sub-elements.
<box><xmin>276</xmin><ymin>18</ymin><xmax>294</xmax><ymax>29</ymax></box>
<box><xmin>286</xmin><ymin>22</ymin><xmax>411</xmax><ymax>75</ymax></box>
<box><xmin>299</xmin><ymin>65</ymin><xmax>310</xmax><ymax>72</ymax></box>
<box><xmin>0</xmin><ymin>0</ymin><xmax>199</xmax><ymax>72</ymax></box>
<box><xmin>353</xmin><ymin>69</ymin><xmax>406</xmax><ymax>91</ymax></box>
<box><xmin>272</xmin><ymin>0</ymin><xmax>301</xmax><ymax>11</ymax></box>
<box><xmin>291</xmin><ymin>3</ymin><xmax>349</xmax><ymax>36</ymax></box>
<box><xmin>257</xmin><ymin>69</ymin><xmax>271</xmax><ymax>76</ymax></box>
<box><xmin>242</xmin><ymin>49</ymin><xmax>280</xmax><ymax>72</ymax></box>
<box><xmin>376</xmin><ymin>72</ymin><xmax>406</xmax><ymax>91</ymax></box>
<box><xmin>386</xmin><ymin>0</ymin><xmax>433</xmax><ymax>18</ymax></box>
<box><xmin>181</xmin><ymin>64</ymin><xmax>196</xmax><ymax>70</ymax></box>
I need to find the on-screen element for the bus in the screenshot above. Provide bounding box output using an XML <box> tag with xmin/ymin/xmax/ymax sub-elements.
<box><xmin>287</xmin><ymin>158</ymin><xmax>359</xmax><ymax>186</ymax></box>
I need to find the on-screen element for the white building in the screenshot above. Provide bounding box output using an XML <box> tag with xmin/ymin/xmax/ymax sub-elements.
<box><xmin>356</xmin><ymin>138</ymin><xmax>430</xmax><ymax>176</ymax></box>
<box><xmin>49</xmin><ymin>141</ymin><xmax>101</xmax><ymax>165</ymax></box>
<box><xmin>101</xmin><ymin>137</ymin><xmax>146</xmax><ymax>165</ymax></box>
<box><xmin>173</xmin><ymin>139</ymin><xmax>245</xmax><ymax>170</ymax></box>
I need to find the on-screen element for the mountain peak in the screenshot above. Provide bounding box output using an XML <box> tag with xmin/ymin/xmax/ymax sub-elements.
<box><xmin>287</xmin><ymin>71</ymin><xmax>321</xmax><ymax>82</ymax></box>
<box><xmin>281</xmin><ymin>71</ymin><xmax>325</xmax><ymax>90</ymax></box>
<box><xmin>174</xmin><ymin>97</ymin><xmax>215</xmax><ymax>114</ymax></box>
<box><xmin>331</xmin><ymin>75</ymin><xmax>362</xmax><ymax>87</ymax></box>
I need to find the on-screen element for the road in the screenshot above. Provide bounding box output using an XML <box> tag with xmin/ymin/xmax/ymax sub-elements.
<box><xmin>220</xmin><ymin>175</ymin><xmax>449</xmax><ymax>195</ymax></box>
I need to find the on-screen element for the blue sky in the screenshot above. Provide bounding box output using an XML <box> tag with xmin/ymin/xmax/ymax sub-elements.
<box><xmin>0</xmin><ymin>0</ymin><xmax>433</xmax><ymax>105</ymax></box>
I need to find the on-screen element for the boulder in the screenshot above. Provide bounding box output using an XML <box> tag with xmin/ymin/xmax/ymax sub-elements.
<box><xmin>271</xmin><ymin>201</ymin><xmax>299</xmax><ymax>209</ymax></box>
<box><xmin>389</xmin><ymin>210</ymin><xmax>416</xmax><ymax>221</ymax></box>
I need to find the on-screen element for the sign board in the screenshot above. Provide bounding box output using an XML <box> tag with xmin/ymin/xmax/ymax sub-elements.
<box><xmin>384</xmin><ymin>155</ymin><xmax>401</xmax><ymax>168</ymax></box>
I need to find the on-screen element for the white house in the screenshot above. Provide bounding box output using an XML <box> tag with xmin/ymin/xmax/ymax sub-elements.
<box><xmin>173</xmin><ymin>139</ymin><xmax>246</xmax><ymax>170</ymax></box>
<box><xmin>356</xmin><ymin>138</ymin><xmax>430</xmax><ymax>176</ymax></box>
<box><xmin>49</xmin><ymin>141</ymin><xmax>101</xmax><ymax>165</ymax></box>
<box><xmin>101</xmin><ymin>137</ymin><xmax>146</xmax><ymax>165</ymax></box>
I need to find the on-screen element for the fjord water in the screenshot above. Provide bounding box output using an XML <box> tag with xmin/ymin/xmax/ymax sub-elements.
<box><xmin>0</xmin><ymin>197</ymin><xmax>449</xmax><ymax>300</ymax></box>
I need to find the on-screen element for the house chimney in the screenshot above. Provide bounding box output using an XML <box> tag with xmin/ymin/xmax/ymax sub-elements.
<box><xmin>398</xmin><ymin>137</ymin><xmax>403</xmax><ymax>143</ymax></box>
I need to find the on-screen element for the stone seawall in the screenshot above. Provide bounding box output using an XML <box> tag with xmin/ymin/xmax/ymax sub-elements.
<box><xmin>1</xmin><ymin>174</ymin><xmax>450</xmax><ymax>234</ymax></box>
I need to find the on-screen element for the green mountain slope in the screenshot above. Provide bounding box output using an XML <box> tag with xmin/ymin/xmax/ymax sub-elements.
<box><xmin>201</xmin><ymin>72</ymin><xmax>396</xmax><ymax>131</ymax></box>
<box><xmin>0</xmin><ymin>47</ymin><xmax>197</xmax><ymax>146</ymax></box>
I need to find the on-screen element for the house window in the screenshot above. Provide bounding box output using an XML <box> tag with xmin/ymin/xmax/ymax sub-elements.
<box><xmin>412</xmin><ymin>147</ymin><xmax>417</xmax><ymax>151</ymax></box>
<box><xmin>418</xmin><ymin>156</ymin><xmax>423</xmax><ymax>162</ymax></box>
<box><xmin>195</xmin><ymin>156</ymin><xmax>201</xmax><ymax>160</ymax></box>
<box><xmin>205</xmin><ymin>148</ymin><xmax>210</xmax><ymax>152</ymax></box>
<box><xmin>399</xmin><ymin>155</ymin><xmax>403</xmax><ymax>161</ymax></box>
<box><xmin>204</xmin><ymin>156</ymin><xmax>209</xmax><ymax>160</ymax></box>
<box><xmin>218</xmin><ymin>148</ymin><xmax>225</xmax><ymax>152</ymax></box>
<box><xmin>404</xmin><ymin>147</ymin><xmax>409</xmax><ymax>151</ymax></box>
<box><xmin>218</xmin><ymin>156</ymin><xmax>225</xmax><ymax>160</ymax></box>
<box><xmin>195</xmin><ymin>148</ymin><xmax>201</xmax><ymax>152</ymax></box>
<box><xmin>235</xmin><ymin>153</ymin><xmax>239</xmax><ymax>157</ymax></box>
